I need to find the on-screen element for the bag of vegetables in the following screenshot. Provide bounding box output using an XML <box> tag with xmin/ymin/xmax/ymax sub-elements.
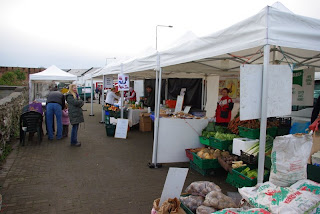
<box><xmin>196</xmin><ymin>205</ymin><xmax>216</xmax><ymax>214</ymax></box>
<box><xmin>179</xmin><ymin>195</ymin><xmax>204</xmax><ymax>213</ymax></box>
<box><xmin>203</xmin><ymin>190</ymin><xmax>237</xmax><ymax>210</ymax></box>
<box><xmin>185</xmin><ymin>181</ymin><xmax>221</xmax><ymax>197</ymax></box>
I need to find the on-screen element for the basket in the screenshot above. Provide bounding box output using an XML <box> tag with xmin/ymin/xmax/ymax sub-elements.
<box><xmin>192</xmin><ymin>153</ymin><xmax>220</xmax><ymax>169</ymax></box>
<box><xmin>199</xmin><ymin>136</ymin><xmax>211</xmax><ymax>146</ymax></box>
<box><xmin>189</xmin><ymin>161</ymin><xmax>215</xmax><ymax>176</ymax></box>
<box><xmin>239</xmin><ymin>126</ymin><xmax>278</xmax><ymax>139</ymax></box>
<box><xmin>165</xmin><ymin>100</ymin><xmax>177</xmax><ymax>108</ymax></box>
<box><xmin>226</xmin><ymin>166</ymin><xmax>269</xmax><ymax>188</ymax></box>
<box><xmin>238</xmin><ymin>127</ymin><xmax>260</xmax><ymax>139</ymax></box>
<box><xmin>240</xmin><ymin>150</ymin><xmax>258</xmax><ymax>165</ymax></box>
<box><xmin>185</xmin><ymin>148</ymin><xmax>203</xmax><ymax>161</ymax></box>
<box><xmin>105</xmin><ymin>124</ymin><xmax>116</xmax><ymax>137</ymax></box>
<box><xmin>211</xmin><ymin>138</ymin><xmax>233</xmax><ymax>151</ymax></box>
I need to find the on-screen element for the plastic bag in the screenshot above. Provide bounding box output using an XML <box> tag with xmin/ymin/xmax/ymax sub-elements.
<box><xmin>185</xmin><ymin>181</ymin><xmax>221</xmax><ymax>197</ymax></box>
<box><xmin>269</xmin><ymin>134</ymin><xmax>313</xmax><ymax>186</ymax></box>
<box><xmin>180</xmin><ymin>195</ymin><xmax>204</xmax><ymax>212</ymax></box>
<box><xmin>153</xmin><ymin>198</ymin><xmax>186</xmax><ymax>214</ymax></box>
<box><xmin>238</xmin><ymin>182</ymin><xmax>320</xmax><ymax>214</ymax></box>
<box><xmin>212</xmin><ymin>208</ymin><xmax>271</xmax><ymax>214</ymax></box>
<box><xmin>203</xmin><ymin>190</ymin><xmax>237</xmax><ymax>210</ymax></box>
<box><xmin>196</xmin><ymin>205</ymin><xmax>216</xmax><ymax>214</ymax></box>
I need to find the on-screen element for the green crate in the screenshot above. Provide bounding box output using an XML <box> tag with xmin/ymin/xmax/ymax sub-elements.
<box><xmin>226</xmin><ymin>166</ymin><xmax>269</xmax><ymax>188</ymax></box>
<box><xmin>105</xmin><ymin>124</ymin><xmax>116</xmax><ymax>137</ymax></box>
<box><xmin>199</xmin><ymin>136</ymin><xmax>210</xmax><ymax>146</ymax></box>
<box><xmin>307</xmin><ymin>164</ymin><xmax>320</xmax><ymax>183</ymax></box>
<box><xmin>265</xmin><ymin>155</ymin><xmax>272</xmax><ymax>169</ymax></box>
<box><xmin>105</xmin><ymin>115</ymin><xmax>110</xmax><ymax>125</ymax></box>
<box><xmin>180</xmin><ymin>196</ymin><xmax>194</xmax><ymax>214</ymax></box>
<box><xmin>239</xmin><ymin>127</ymin><xmax>260</xmax><ymax>139</ymax></box>
<box><xmin>189</xmin><ymin>161</ymin><xmax>215</xmax><ymax>176</ymax></box>
<box><xmin>192</xmin><ymin>153</ymin><xmax>220</xmax><ymax>169</ymax></box>
<box><xmin>239</xmin><ymin>126</ymin><xmax>278</xmax><ymax>139</ymax></box>
<box><xmin>211</xmin><ymin>138</ymin><xmax>233</xmax><ymax>151</ymax></box>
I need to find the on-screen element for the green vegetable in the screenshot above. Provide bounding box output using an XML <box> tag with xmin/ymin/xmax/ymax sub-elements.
<box><xmin>214</xmin><ymin>132</ymin><xmax>238</xmax><ymax>141</ymax></box>
<box><xmin>245</xmin><ymin>135</ymin><xmax>274</xmax><ymax>156</ymax></box>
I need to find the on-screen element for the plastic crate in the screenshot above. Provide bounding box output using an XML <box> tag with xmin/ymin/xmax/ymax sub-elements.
<box><xmin>239</xmin><ymin>126</ymin><xmax>278</xmax><ymax>139</ymax></box>
<box><xmin>239</xmin><ymin>127</ymin><xmax>260</xmax><ymax>139</ymax></box>
<box><xmin>307</xmin><ymin>164</ymin><xmax>320</xmax><ymax>183</ymax></box>
<box><xmin>211</xmin><ymin>138</ymin><xmax>233</xmax><ymax>151</ymax></box>
<box><xmin>105</xmin><ymin>115</ymin><xmax>110</xmax><ymax>125</ymax></box>
<box><xmin>189</xmin><ymin>161</ymin><xmax>215</xmax><ymax>176</ymax></box>
<box><xmin>185</xmin><ymin>148</ymin><xmax>203</xmax><ymax>161</ymax></box>
<box><xmin>180</xmin><ymin>195</ymin><xmax>194</xmax><ymax>214</ymax></box>
<box><xmin>199</xmin><ymin>136</ymin><xmax>211</xmax><ymax>146</ymax></box>
<box><xmin>240</xmin><ymin>150</ymin><xmax>258</xmax><ymax>165</ymax></box>
<box><xmin>265</xmin><ymin>155</ymin><xmax>272</xmax><ymax>169</ymax></box>
<box><xmin>105</xmin><ymin>124</ymin><xmax>116</xmax><ymax>137</ymax></box>
<box><xmin>277</xmin><ymin>126</ymin><xmax>291</xmax><ymax>136</ymax></box>
<box><xmin>226</xmin><ymin>166</ymin><xmax>269</xmax><ymax>188</ymax></box>
<box><xmin>192</xmin><ymin>153</ymin><xmax>220</xmax><ymax>169</ymax></box>
<box><xmin>217</xmin><ymin>157</ymin><xmax>233</xmax><ymax>173</ymax></box>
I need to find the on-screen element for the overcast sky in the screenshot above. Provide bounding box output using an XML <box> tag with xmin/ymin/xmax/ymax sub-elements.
<box><xmin>0</xmin><ymin>0</ymin><xmax>319</xmax><ymax>69</ymax></box>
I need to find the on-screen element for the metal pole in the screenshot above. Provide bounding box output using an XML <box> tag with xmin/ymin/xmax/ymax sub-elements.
<box><xmin>89</xmin><ymin>75</ymin><xmax>94</xmax><ymax>116</ymax></box>
<box><xmin>120</xmin><ymin>64</ymin><xmax>124</xmax><ymax>119</ymax></box>
<box><xmin>100</xmin><ymin>75</ymin><xmax>105</xmax><ymax>123</ymax></box>
<box><xmin>83</xmin><ymin>84</ymin><xmax>87</xmax><ymax>111</ymax></box>
<box><xmin>165</xmin><ymin>78</ymin><xmax>168</xmax><ymax>100</ymax></box>
<box><xmin>257</xmin><ymin>44</ymin><xmax>270</xmax><ymax>184</ymax></box>
<box><xmin>152</xmin><ymin>53</ymin><xmax>161</xmax><ymax>167</ymax></box>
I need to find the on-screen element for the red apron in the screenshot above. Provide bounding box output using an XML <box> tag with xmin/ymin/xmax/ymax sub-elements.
<box><xmin>216</xmin><ymin>96</ymin><xmax>232</xmax><ymax>123</ymax></box>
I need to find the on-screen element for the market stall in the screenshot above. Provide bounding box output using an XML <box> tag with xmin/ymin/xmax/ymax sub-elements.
<box><xmin>94</xmin><ymin>3</ymin><xmax>320</xmax><ymax>184</ymax></box>
<box><xmin>29</xmin><ymin>65</ymin><xmax>77</xmax><ymax>103</ymax></box>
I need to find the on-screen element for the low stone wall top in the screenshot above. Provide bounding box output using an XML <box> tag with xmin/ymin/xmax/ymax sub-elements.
<box><xmin>0</xmin><ymin>87</ymin><xmax>28</xmax><ymax>148</ymax></box>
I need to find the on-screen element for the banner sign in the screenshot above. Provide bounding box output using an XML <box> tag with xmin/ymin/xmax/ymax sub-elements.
<box><xmin>117</xmin><ymin>74</ymin><xmax>129</xmax><ymax>91</ymax></box>
<box><xmin>104</xmin><ymin>77</ymin><xmax>113</xmax><ymax>88</ymax></box>
<box><xmin>292</xmin><ymin>68</ymin><xmax>315</xmax><ymax>106</ymax></box>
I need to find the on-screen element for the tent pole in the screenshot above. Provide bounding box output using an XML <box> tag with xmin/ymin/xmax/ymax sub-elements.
<box><xmin>120</xmin><ymin>64</ymin><xmax>124</xmax><ymax>119</ymax></box>
<box><xmin>258</xmin><ymin>44</ymin><xmax>270</xmax><ymax>184</ymax></box>
<box><xmin>165</xmin><ymin>78</ymin><xmax>168</xmax><ymax>100</ymax></box>
<box><xmin>100</xmin><ymin>75</ymin><xmax>105</xmax><ymax>123</ymax></box>
<box><xmin>89</xmin><ymin>75</ymin><xmax>94</xmax><ymax>116</ymax></box>
<box><xmin>150</xmin><ymin>53</ymin><xmax>162</xmax><ymax>168</ymax></box>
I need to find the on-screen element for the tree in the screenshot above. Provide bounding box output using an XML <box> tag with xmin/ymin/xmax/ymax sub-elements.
<box><xmin>0</xmin><ymin>69</ymin><xmax>26</xmax><ymax>86</ymax></box>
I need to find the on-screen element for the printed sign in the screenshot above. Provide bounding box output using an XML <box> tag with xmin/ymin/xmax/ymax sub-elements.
<box><xmin>118</xmin><ymin>74</ymin><xmax>129</xmax><ymax>91</ymax></box>
<box><xmin>292</xmin><ymin>68</ymin><xmax>315</xmax><ymax>106</ymax></box>
<box><xmin>104</xmin><ymin>77</ymin><xmax>113</xmax><ymax>88</ymax></box>
<box><xmin>174</xmin><ymin>95</ymin><xmax>184</xmax><ymax>113</ymax></box>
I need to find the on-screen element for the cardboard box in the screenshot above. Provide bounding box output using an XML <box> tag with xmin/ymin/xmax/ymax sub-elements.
<box><xmin>232</xmin><ymin>138</ymin><xmax>259</xmax><ymax>156</ymax></box>
<box><xmin>140</xmin><ymin>122</ymin><xmax>152</xmax><ymax>132</ymax></box>
<box><xmin>140</xmin><ymin>113</ymin><xmax>151</xmax><ymax>117</ymax></box>
<box><xmin>140</xmin><ymin>115</ymin><xmax>151</xmax><ymax>123</ymax></box>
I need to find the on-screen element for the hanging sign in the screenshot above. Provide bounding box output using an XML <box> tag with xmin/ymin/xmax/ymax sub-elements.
<box><xmin>240</xmin><ymin>65</ymin><xmax>292</xmax><ymax>120</ymax></box>
<box><xmin>104</xmin><ymin>77</ymin><xmax>113</xmax><ymax>88</ymax></box>
<box><xmin>292</xmin><ymin>68</ymin><xmax>315</xmax><ymax>106</ymax></box>
<box><xmin>118</xmin><ymin>74</ymin><xmax>129</xmax><ymax>91</ymax></box>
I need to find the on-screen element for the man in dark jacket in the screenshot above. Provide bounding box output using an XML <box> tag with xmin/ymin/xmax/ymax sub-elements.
<box><xmin>144</xmin><ymin>85</ymin><xmax>155</xmax><ymax>111</ymax></box>
<box><xmin>46</xmin><ymin>87</ymin><xmax>65</xmax><ymax>140</ymax></box>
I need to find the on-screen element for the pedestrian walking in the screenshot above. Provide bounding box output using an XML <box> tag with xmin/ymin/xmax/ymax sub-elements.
<box><xmin>46</xmin><ymin>85</ymin><xmax>65</xmax><ymax>140</ymax></box>
<box><xmin>62</xmin><ymin>104</ymin><xmax>70</xmax><ymax>137</ymax></box>
<box><xmin>66</xmin><ymin>84</ymin><xmax>84</xmax><ymax>147</ymax></box>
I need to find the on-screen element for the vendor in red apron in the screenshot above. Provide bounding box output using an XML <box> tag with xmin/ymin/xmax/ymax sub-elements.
<box><xmin>215</xmin><ymin>88</ymin><xmax>234</xmax><ymax>127</ymax></box>
<box><xmin>125</xmin><ymin>87</ymin><xmax>136</xmax><ymax>102</ymax></box>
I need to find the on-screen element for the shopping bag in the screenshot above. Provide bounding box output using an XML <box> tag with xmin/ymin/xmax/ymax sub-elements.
<box><xmin>153</xmin><ymin>198</ymin><xmax>186</xmax><ymax>214</ymax></box>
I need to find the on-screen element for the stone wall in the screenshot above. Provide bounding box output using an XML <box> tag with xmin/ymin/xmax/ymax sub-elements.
<box><xmin>0</xmin><ymin>87</ymin><xmax>28</xmax><ymax>148</ymax></box>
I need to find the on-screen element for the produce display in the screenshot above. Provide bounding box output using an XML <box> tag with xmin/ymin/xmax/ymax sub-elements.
<box><xmin>202</xmin><ymin>131</ymin><xmax>216</xmax><ymax>139</ymax></box>
<box><xmin>196</xmin><ymin>148</ymin><xmax>223</xmax><ymax>160</ymax></box>
<box><xmin>203</xmin><ymin>191</ymin><xmax>237</xmax><ymax>210</ymax></box>
<box><xmin>243</xmin><ymin>135</ymin><xmax>274</xmax><ymax>157</ymax></box>
<box><xmin>104</xmin><ymin>104</ymin><xmax>119</xmax><ymax>112</ymax></box>
<box><xmin>228</xmin><ymin>116</ymin><xmax>280</xmax><ymax>135</ymax></box>
<box><xmin>239</xmin><ymin>167</ymin><xmax>269</xmax><ymax>179</ymax></box>
<box><xmin>128</xmin><ymin>103</ymin><xmax>143</xmax><ymax>109</ymax></box>
<box><xmin>180</xmin><ymin>195</ymin><xmax>205</xmax><ymax>212</ymax></box>
<box><xmin>231</xmin><ymin>161</ymin><xmax>246</xmax><ymax>169</ymax></box>
<box><xmin>185</xmin><ymin>181</ymin><xmax>221</xmax><ymax>197</ymax></box>
<box><xmin>214</xmin><ymin>132</ymin><xmax>238</xmax><ymax>141</ymax></box>
<box><xmin>196</xmin><ymin>205</ymin><xmax>217</xmax><ymax>214</ymax></box>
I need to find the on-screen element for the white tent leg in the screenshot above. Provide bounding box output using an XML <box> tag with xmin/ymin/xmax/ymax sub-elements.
<box><xmin>120</xmin><ymin>64</ymin><xmax>124</xmax><ymax>119</ymax></box>
<box><xmin>258</xmin><ymin>44</ymin><xmax>270</xmax><ymax>184</ymax></box>
<box><xmin>89</xmin><ymin>76</ymin><xmax>94</xmax><ymax>116</ymax></box>
<box><xmin>151</xmin><ymin>54</ymin><xmax>161</xmax><ymax>168</ymax></box>
<box><xmin>100</xmin><ymin>75</ymin><xmax>105</xmax><ymax>123</ymax></box>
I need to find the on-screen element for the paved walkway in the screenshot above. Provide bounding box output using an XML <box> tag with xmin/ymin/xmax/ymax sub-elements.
<box><xmin>0</xmin><ymin>103</ymin><xmax>236</xmax><ymax>213</ymax></box>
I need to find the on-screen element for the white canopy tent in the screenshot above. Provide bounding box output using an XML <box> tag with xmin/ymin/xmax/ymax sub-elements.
<box><xmin>29</xmin><ymin>65</ymin><xmax>77</xmax><ymax>102</ymax></box>
<box><xmin>94</xmin><ymin>3</ymin><xmax>320</xmax><ymax>182</ymax></box>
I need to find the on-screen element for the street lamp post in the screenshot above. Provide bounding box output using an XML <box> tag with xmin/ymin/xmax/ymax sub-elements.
<box><xmin>156</xmin><ymin>25</ymin><xmax>173</xmax><ymax>50</ymax></box>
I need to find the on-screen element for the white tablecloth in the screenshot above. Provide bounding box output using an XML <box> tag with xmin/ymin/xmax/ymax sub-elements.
<box><xmin>127</xmin><ymin>109</ymin><xmax>148</xmax><ymax>127</ymax></box>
